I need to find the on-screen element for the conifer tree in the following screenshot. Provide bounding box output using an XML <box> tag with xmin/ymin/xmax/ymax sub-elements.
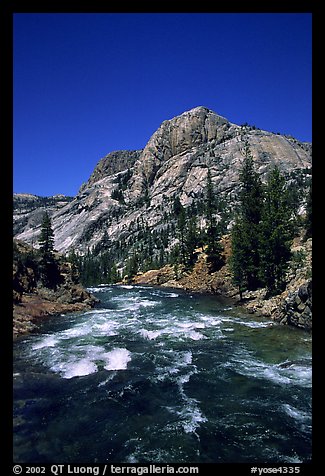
<box><xmin>230</xmin><ymin>141</ymin><xmax>264</xmax><ymax>294</ymax></box>
<box><xmin>67</xmin><ymin>249</ymin><xmax>80</xmax><ymax>284</ymax></box>
<box><xmin>38</xmin><ymin>212</ymin><xmax>61</xmax><ymax>288</ymax></box>
<box><xmin>230</xmin><ymin>218</ymin><xmax>248</xmax><ymax>300</ymax></box>
<box><xmin>204</xmin><ymin>168</ymin><xmax>224</xmax><ymax>271</ymax></box>
<box><xmin>39</xmin><ymin>212</ymin><xmax>55</xmax><ymax>257</ymax></box>
<box><xmin>259</xmin><ymin>166</ymin><xmax>293</xmax><ymax>296</ymax></box>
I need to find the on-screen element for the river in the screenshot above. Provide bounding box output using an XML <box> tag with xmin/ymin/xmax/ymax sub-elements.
<box><xmin>13</xmin><ymin>285</ymin><xmax>312</xmax><ymax>463</ymax></box>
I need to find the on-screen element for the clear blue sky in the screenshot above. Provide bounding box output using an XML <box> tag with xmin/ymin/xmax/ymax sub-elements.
<box><xmin>13</xmin><ymin>13</ymin><xmax>312</xmax><ymax>197</ymax></box>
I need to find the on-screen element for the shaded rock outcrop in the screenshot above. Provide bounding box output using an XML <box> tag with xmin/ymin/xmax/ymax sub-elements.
<box><xmin>13</xmin><ymin>240</ymin><xmax>98</xmax><ymax>339</ymax></box>
<box><xmin>133</xmin><ymin>234</ymin><xmax>312</xmax><ymax>331</ymax></box>
<box><xmin>274</xmin><ymin>280</ymin><xmax>312</xmax><ymax>330</ymax></box>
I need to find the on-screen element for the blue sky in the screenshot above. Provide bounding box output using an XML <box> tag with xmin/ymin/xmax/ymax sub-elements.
<box><xmin>13</xmin><ymin>13</ymin><xmax>312</xmax><ymax>197</ymax></box>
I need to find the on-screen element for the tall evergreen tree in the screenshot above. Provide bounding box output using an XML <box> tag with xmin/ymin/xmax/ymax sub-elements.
<box><xmin>230</xmin><ymin>141</ymin><xmax>264</xmax><ymax>294</ymax></box>
<box><xmin>172</xmin><ymin>196</ymin><xmax>201</xmax><ymax>268</ymax></box>
<box><xmin>67</xmin><ymin>249</ymin><xmax>80</xmax><ymax>284</ymax></box>
<box><xmin>239</xmin><ymin>142</ymin><xmax>264</xmax><ymax>227</ymax></box>
<box><xmin>230</xmin><ymin>218</ymin><xmax>248</xmax><ymax>300</ymax></box>
<box><xmin>204</xmin><ymin>168</ymin><xmax>224</xmax><ymax>271</ymax></box>
<box><xmin>259</xmin><ymin>166</ymin><xmax>293</xmax><ymax>296</ymax></box>
<box><xmin>38</xmin><ymin>212</ymin><xmax>61</xmax><ymax>288</ymax></box>
<box><xmin>38</xmin><ymin>212</ymin><xmax>55</xmax><ymax>257</ymax></box>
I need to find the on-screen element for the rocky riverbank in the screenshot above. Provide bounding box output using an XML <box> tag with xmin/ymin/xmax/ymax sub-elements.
<box><xmin>13</xmin><ymin>240</ymin><xmax>98</xmax><ymax>339</ymax></box>
<box><xmin>132</xmin><ymin>234</ymin><xmax>312</xmax><ymax>331</ymax></box>
<box><xmin>13</xmin><ymin>292</ymin><xmax>96</xmax><ymax>339</ymax></box>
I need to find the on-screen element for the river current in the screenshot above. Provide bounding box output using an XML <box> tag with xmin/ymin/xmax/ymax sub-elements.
<box><xmin>13</xmin><ymin>285</ymin><xmax>312</xmax><ymax>463</ymax></box>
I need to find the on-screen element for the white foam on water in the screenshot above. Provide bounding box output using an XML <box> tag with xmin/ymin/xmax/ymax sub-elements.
<box><xmin>187</xmin><ymin>330</ymin><xmax>206</xmax><ymax>341</ymax></box>
<box><xmin>171</xmin><ymin>320</ymin><xmax>207</xmax><ymax>341</ymax></box>
<box><xmin>279</xmin><ymin>364</ymin><xmax>312</xmax><ymax>388</ymax></box>
<box><xmin>60</xmin><ymin>324</ymin><xmax>93</xmax><ymax>339</ymax></box>
<box><xmin>102</xmin><ymin>348</ymin><xmax>132</xmax><ymax>371</ymax></box>
<box><xmin>154</xmin><ymin>350</ymin><xmax>194</xmax><ymax>382</ymax></box>
<box><xmin>111</xmin><ymin>296</ymin><xmax>159</xmax><ymax>312</ymax></box>
<box><xmin>139</xmin><ymin>329</ymin><xmax>165</xmax><ymax>340</ymax></box>
<box><xmin>48</xmin><ymin>344</ymin><xmax>132</xmax><ymax>378</ymax></box>
<box><xmin>53</xmin><ymin>358</ymin><xmax>98</xmax><ymax>379</ymax></box>
<box><xmin>86</xmin><ymin>286</ymin><xmax>111</xmax><ymax>293</ymax></box>
<box><xmin>32</xmin><ymin>335</ymin><xmax>59</xmax><ymax>350</ymax></box>
<box><xmin>226</xmin><ymin>353</ymin><xmax>312</xmax><ymax>388</ymax></box>
<box><xmin>226</xmin><ymin>357</ymin><xmax>290</xmax><ymax>385</ymax></box>
<box><xmin>234</xmin><ymin>317</ymin><xmax>273</xmax><ymax>328</ymax></box>
<box><xmin>140</xmin><ymin>300</ymin><xmax>159</xmax><ymax>308</ymax></box>
<box><xmin>139</xmin><ymin>318</ymin><xmax>207</xmax><ymax>341</ymax></box>
<box><xmin>167</xmin><ymin>369</ymin><xmax>207</xmax><ymax>435</ymax></box>
<box><xmin>180</xmin><ymin>351</ymin><xmax>193</xmax><ymax>365</ymax></box>
<box><xmin>198</xmin><ymin>315</ymin><xmax>224</xmax><ymax>326</ymax></box>
<box><xmin>84</xmin><ymin>308</ymin><xmax>111</xmax><ymax>315</ymax></box>
<box><xmin>282</xmin><ymin>404</ymin><xmax>311</xmax><ymax>422</ymax></box>
<box><xmin>177</xmin><ymin>404</ymin><xmax>207</xmax><ymax>434</ymax></box>
<box><xmin>93</xmin><ymin>321</ymin><xmax>119</xmax><ymax>336</ymax></box>
<box><xmin>84</xmin><ymin>344</ymin><xmax>107</xmax><ymax>355</ymax></box>
<box><xmin>178</xmin><ymin>322</ymin><xmax>205</xmax><ymax>329</ymax></box>
<box><xmin>98</xmin><ymin>374</ymin><xmax>116</xmax><ymax>387</ymax></box>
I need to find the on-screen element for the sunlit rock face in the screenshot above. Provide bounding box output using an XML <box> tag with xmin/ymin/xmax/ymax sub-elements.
<box><xmin>14</xmin><ymin>106</ymin><xmax>311</xmax><ymax>255</ymax></box>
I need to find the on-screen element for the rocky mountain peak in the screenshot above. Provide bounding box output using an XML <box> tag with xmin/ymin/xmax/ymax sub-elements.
<box><xmin>14</xmin><ymin>106</ymin><xmax>311</xmax><ymax>258</ymax></box>
<box><xmin>128</xmin><ymin>106</ymin><xmax>232</xmax><ymax>201</ymax></box>
<box><xmin>81</xmin><ymin>149</ymin><xmax>142</xmax><ymax>192</ymax></box>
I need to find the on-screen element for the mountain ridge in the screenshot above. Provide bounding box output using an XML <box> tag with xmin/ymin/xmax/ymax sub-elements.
<box><xmin>14</xmin><ymin>106</ymin><xmax>311</xmax><ymax>261</ymax></box>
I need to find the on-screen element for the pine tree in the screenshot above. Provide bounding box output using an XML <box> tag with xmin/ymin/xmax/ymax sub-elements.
<box><xmin>230</xmin><ymin>218</ymin><xmax>248</xmax><ymax>300</ymax></box>
<box><xmin>239</xmin><ymin>141</ymin><xmax>264</xmax><ymax>228</ymax></box>
<box><xmin>38</xmin><ymin>212</ymin><xmax>55</xmax><ymax>257</ymax></box>
<box><xmin>67</xmin><ymin>249</ymin><xmax>80</xmax><ymax>284</ymax></box>
<box><xmin>259</xmin><ymin>166</ymin><xmax>293</xmax><ymax>296</ymax></box>
<box><xmin>230</xmin><ymin>141</ymin><xmax>264</xmax><ymax>294</ymax></box>
<box><xmin>38</xmin><ymin>212</ymin><xmax>61</xmax><ymax>288</ymax></box>
<box><xmin>204</xmin><ymin>168</ymin><xmax>224</xmax><ymax>271</ymax></box>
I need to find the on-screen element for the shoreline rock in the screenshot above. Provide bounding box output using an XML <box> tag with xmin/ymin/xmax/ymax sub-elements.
<box><xmin>13</xmin><ymin>239</ymin><xmax>98</xmax><ymax>340</ymax></box>
<box><xmin>13</xmin><ymin>292</ymin><xmax>97</xmax><ymax>340</ymax></box>
<box><xmin>132</xmin><ymin>235</ymin><xmax>312</xmax><ymax>332</ymax></box>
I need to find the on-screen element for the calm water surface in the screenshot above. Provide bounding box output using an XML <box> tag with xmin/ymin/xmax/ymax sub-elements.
<box><xmin>13</xmin><ymin>285</ymin><xmax>312</xmax><ymax>463</ymax></box>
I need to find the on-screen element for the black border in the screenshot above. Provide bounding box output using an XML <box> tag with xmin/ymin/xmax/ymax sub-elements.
<box><xmin>3</xmin><ymin>2</ymin><xmax>318</xmax><ymax>474</ymax></box>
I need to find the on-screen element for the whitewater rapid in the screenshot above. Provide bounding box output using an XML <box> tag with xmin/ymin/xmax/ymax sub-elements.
<box><xmin>13</xmin><ymin>285</ymin><xmax>312</xmax><ymax>463</ymax></box>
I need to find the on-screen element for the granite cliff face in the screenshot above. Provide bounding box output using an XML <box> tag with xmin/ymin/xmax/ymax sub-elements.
<box><xmin>14</xmin><ymin>106</ymin><xmax>311</xmax><ymax>258</ymax></box>
<box><xmin>13</xmin><ymin>193</ymin><xmax>74</xmax><ymax>238</ymax></box>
